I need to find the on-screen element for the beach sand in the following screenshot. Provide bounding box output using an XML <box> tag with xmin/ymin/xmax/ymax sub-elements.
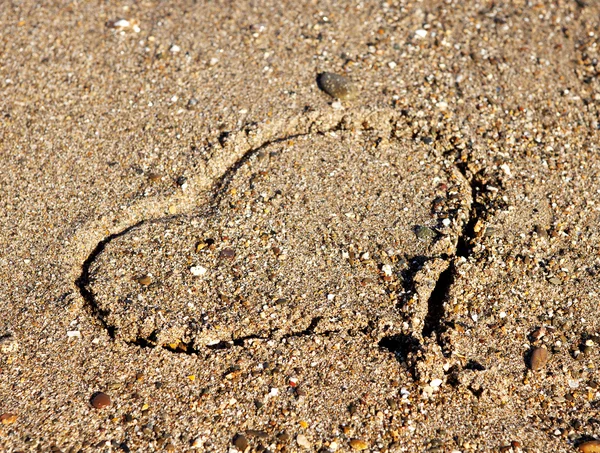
<box><xmin>1</xmin><ymin>0</ymin><xmax>600</xmax><ymax>451</ymax></box>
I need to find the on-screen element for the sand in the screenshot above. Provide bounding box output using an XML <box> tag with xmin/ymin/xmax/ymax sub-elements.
<box><xmin>1</xmin><ymin>0</ymin><xmax>600</xmax><ymax>451</ymax></box>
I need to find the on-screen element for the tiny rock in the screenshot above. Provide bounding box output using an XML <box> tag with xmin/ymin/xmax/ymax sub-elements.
<box><xmin>529</xmin><ymin>347</ymin><xmax>549</xmax><ymax>371</ymax></box>
<box><xmin>190</xmin><ymin>266</ymin><xmax>207</xmax><ymax>276</ymax></box>
<box><xmin>297</xmin><ymin>434</ymin><xmax>311</xmax><ymax>449</ymax></box>
<box><xmin>90</xmin><ymin>392</ymin><xmax>111</xmax><ymax>409</ymax></box>
<box><xmin>233</xmin><ymin>434</ymin><xmax>249</xmax><ymax>452</ymax></box>
<box><xmin>316</xmin><ymin>72</ymin><xmax>357</xmax><ymax>100</ymax></box>
<box><xmin>579</xmin><ymin>440</ymin><xmax>600</xmax><ymax>453</ymax></box>
<box><xmin>137</xmin><ymin>275</ymin><xmax>152</xmax><ymax>285</ymax></box>
<box><xmin>350</xmin><ymin>439</ymin><xmax>369</xmax><ymax>451</ymax></box>
<box><xmin>0</xmin><ymin>413</ymin><xmax>17</xmax><ymax>425</ymax></box>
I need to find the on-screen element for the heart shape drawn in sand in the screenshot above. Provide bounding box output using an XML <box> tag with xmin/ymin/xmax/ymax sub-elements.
<box><xmin>81</xmin><ymin>124</ymin><xmax>471</xmax><ymax>351</ymax></box>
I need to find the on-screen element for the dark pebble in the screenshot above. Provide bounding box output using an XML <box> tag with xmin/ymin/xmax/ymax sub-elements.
<box><xmin>276</xmin><ymin>431</ymin><xmax>290</xmax><ymax>442</ymax></box>
<box><xmin>316</xmin><ymin>72</ymin><xmax>357</xmax><ymax>100</ymax></box>
<box><xmin>220</xmin><ymin>248</ymin><xmax>236</xmax><ymax>260</ymax></box>
<box><xmin>415</xmin><ymin>225</ymin><xmax>437</xmax><ymax>241</ymax></box>
<box><xmin>233</xmin><ymin>434</ymin><xmax>249</xmax><ymax>452</ymax></box>
<box><xmin>529</xmin><ymin>347</ymin><xmax>549</xmax><ymax>371</ymax></box>
<box><xmin>90</xmin><ymin>392</ymin><xmax>111</xmax><ymax>409</ymax></box>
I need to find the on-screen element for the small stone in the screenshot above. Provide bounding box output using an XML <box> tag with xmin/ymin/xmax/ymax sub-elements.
<box><xmin>276</xmin><ymin>431</ymin><xmax>290</xmax><ymax>442</ymax></box>
<box><xmin>548</xmin><ymin>277</ymin><xmax>561</xmax><ymax>285</ymax></box>
<box><xmin>147</xmin><ymin>172</ymin><xmax>162</xmax><ymax>182</ymax></box>
<box><xmin>90</xmin><ymin>392</ymin><xmax>111</xmax><ymax>409</ymax></box>
<box><xmin>430</xmin><ymin>378</ymin><xmax>443</xmax><ymax>388</ymax></box>
<box><xmin>190</xmin><ymin>266</ymin><xmax>207</xmax><ymax>276</ymax></box>
<box><xmin>296</xmin><ymin>434</ymin><xmax>311</xmax><ymax>449</ymax></box>
<box><xmin>137</xmin><ymin>275</ymin><xmax>152</xmax><ymax>285</ymax></box>
<box><xmin>246</xmin><ymin>430</ymin><xmax>268</xmax><ymax>439</ymax></box>
<box><xmin>0</xmin><ymin>413</ymin><xmax>17</xmax><ymax>425</ymax></box>
<box><xmin>316</xmin><ymin>72</ymin><xmax>357</xmax><ymax>100</ymax></box>
<box><xmin>529</xmin><ymin>347</ymin><xmax>549</xmax><ymax>371</ymax></box>
<box><xmin>350</xmin><ymin>439</ymin><xmax>369</xmax><ymax>451</ymax></box>
<box><xmin>579</xmin><ymin>440</ymin><xmax>600</xmax><ymax>453</ymax></box>
<box><xmin>534</xmin><ymin>224</ymin><xmax>548</xmax><ymax>239</ymax></box>
<box><xmin>415</xmin><ymin>225</ymin><xmax>437</xmax><ymax>241</ymax></box>
<box><xmin>382</xmin><ymin>264</ymin><xmax>393</xmax><ymax>276</ymax></box>
<box><xmin>531</xmin><ymin>326</ymin><xmax>546</xmax><ymax>341</ymax></box>
<box><xmin>220</xmin><ymin>248</ymin><xmax>236</xmax><ymax>260</ymax></box>
<box><xmin>233</xmin><ymin>434</ymin><xmax>249</xmax><ymax>452</ymax></box>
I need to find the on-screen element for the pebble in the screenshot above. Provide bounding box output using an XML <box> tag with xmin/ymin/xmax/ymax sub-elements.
<box><xmin>350</xmin><ymin>439</ymin><xmax>369</xmax><ymax>451</ymax></box>
<box><xmin>190</xmin><ymin>266</ymin><xmax>207</xmax><ymax>276</ymax></box>
<box><xmin>220</xmin><ymin>248</ymin><xmax>236</xmax><ymax>260</ymax></box>
<box><xmin>277</xmin><ymin>431</ymin><xmax>290</xmax><ymax>442</ymax></box>
<box><xmin>137</xmin><ymin>275</ymin><xmax>152</xmax><ymax>285</ymax></box>
<box><xmin>0</xmin><ymin>413</ymin><xmax>17</xmax><ymax>425</ymax></box>
<box><xmin>296</xmin><ymin>434</ymin><xmax>311</xmax><ymax>449</ymax></box>
<box><xmin>316</xmin><ymin>72</ymin><xmax>357</xmax><ymax>100</ymax></box>
<box><xmin>416</xmin><ymin>225</ymin><xmax>437</xmax><ymax>241</ymax></box>
<box><xmin>529</xmin><ymin>347</ymin><xmax>549</xmax><ymax>371</ymax></box>
<box><xmin>90</xmin><ymin>392</ymin><xmax>111</xmax><ymax>409</ymax></box>
<box><xmin>579</xmin><ymin>441</ymin><xmax>600</xmax><ymax>453</ymax></box>
<box><xmin>430</xmin><ymin>378</ymin><xmax>443</xmax><ymax>388</ymax></box>
<box><xmin>147</xmin><ymin>172</ymin><xmax>162</xmax><ymax>182</ymax></box>
<box><xmin>233</xmin><ymin>434</ymin><xmax>249</xmax><ymax>452</ymax></box>
<box><xmin>531</xmin><ymin>326</ymin><xmax>546</xmax><ymax>341</ymax></box>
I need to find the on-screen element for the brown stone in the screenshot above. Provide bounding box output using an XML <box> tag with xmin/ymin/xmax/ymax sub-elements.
<box><xmin>579</xmin><ymin>440</ymin><xmax>600</xmax><ymax>453</ymax></box>
<box><xmin>220</xmin><ymin>248</ymin><xmax>236</xmax><ymax>260</ymax></box>
<box><xmin>90</xmin><ymin>392</ymin><xmax>111</xmax><ymax>409</ymax></box>
<box><xmin>233</xmin><ymin>434</ymin><xmax>248</xmax><ymax>452</ymax></box>
<box><xmin>0</xmin><ymin>413</ymin><xmax>17</xmax><ymax>425</ymax></box>
<box><xmin>316</xmin><ymin>72</ymin><xmax>357</xmax><ymax>100</ymax></box>
<box><xmin>137</xmin><ymin>275</ymin><xmax>152</xmax><ymax>285</ymax></box>
<box><xmin>529</xmin><ymin>347</ymin><xmax>549</xmax><ymax>371</ymax></box>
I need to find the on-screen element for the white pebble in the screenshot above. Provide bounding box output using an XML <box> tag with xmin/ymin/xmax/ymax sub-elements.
<box><xmin>382</xmin><ymin>264</ymin><xmax>393</xmax><ymax>276</ymax></box>
<box><xmin>430</xmin><ymin>378</ymin><xmax>443</xmax><ymax>388</ymax></box>
<box><xmin>297</xmin><ymin>434</ymin><xmax>311</xmax><ymax>449</ymax></box>
<box><xmin>415</xmin><ymin>29</ymin><xmax>428</xmax><ymax>38</ymax></box>
<box><xmin>190</xmin><ymin>266</ymin><xmax>207</xmax><ymax>276</ymax></box>
<box><xmin>169</xmin><ymin>44</ymin><xmax>181</xmax><ymax>53</ymax></box>
<box><xmin>67</xmin><ymin>330</ymin><xmax>81</xmax><ymax>338</ymax></box>
<box><xmin>112</xmin><ymin>19</ymin><xmax>130</xmax><ymax>28</ymax></box>
<box><xmin>331</xmin><ymin>100</ymin><xmax>343</xmax><ymax>110</ymax></box>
